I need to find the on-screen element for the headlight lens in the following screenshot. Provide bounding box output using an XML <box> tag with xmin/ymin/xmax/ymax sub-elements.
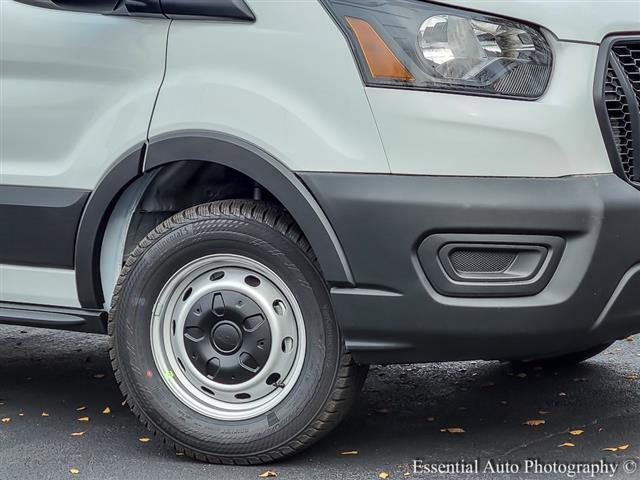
<box><xmin>323</xmin><ymin>0</ymin><xmax>552</xmax><ymax>99</ymax></box>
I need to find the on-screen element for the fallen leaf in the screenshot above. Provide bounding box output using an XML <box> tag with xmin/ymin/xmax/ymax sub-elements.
<box><xmin>76</xmin><ymin>406</ymin><xmax>87</xmax><ymax>412</ymax></box>
<box><xmin>139</xmin><ymin>437</ymin><xmax>151</xmax><ymax>443</ymax></box>
<box><xmin>559</xmin><ymin>443</ymin><xmax>575</xmax><ymax>448</ymax></box>
<box><xmin>70</xmin><ymin>431</ymin><xmax>86</xmax><ymax>437</ymax></box>
<box><xmin>341</xmin><ymin>451</ymin><xmax>358</xmax><ymax>455</ymax></box>
<box><xmin>559</xmin><ymin>392</ymin><xmax>567</xmax><ymax>397</ymax></box>
<box><xmin>569</xmin><ymin>430</ymin><xmax>584</xmax><ymax>436</ymax></box>
<box><xmin>441</xmin><ymin>427</ymin><xmax>465</xmax><ymax>433</ymax></box>
<box><xmin>379</xmin><ymin>473</ymin><xmax>390</xmax><ymax>480</ymax></box>
<box><xmin>626</xmin><ymin>336</ymin><xmax>634</xmax><ymax>341</ymax></box>
<box><xmin>102</xmin><ymin>407</ymin><xmax>111</xmax><ymax>414</ymax></box>
<box><xmin>524</xmin><ymin>419</ymin><xmax>546</xmax><ymax>427</ymax></box>
<box><xmin>18</xmin><ymin>413</ymin><xmax>24</xmax><ymax>417</ymax></box>
<box><xmin>516</xmin><ymin>373</ymin><xmax>527</xmax><ymax>379</ymax></box>
<box><xmin>258</xmin><ymin>472</ymin><xmax>277</xmax><ymax>478</ymax></box>
<box><xmin>69</xmin><ymin>468</ymin><xmax>80</xmax><ymax>475</ymax></box>
<box><xmin>426</xmin><ymin>417</ymin><xmax>435</xmax><ymax>422</ymax></box>
<box><xmin>77</xmin><ymin>417</ymin><xmax>89</xmax><ymax>422</ymax></box>
<box><xmin>538</xmin><ymin>411</ymin><xmax>551</xmax><ymax>415</ymax></box>
<box><xmin>618</xmin><ymin>444</ymin><xmax>630</xmax><ymax>450</ymax></box>
<box><xmin>1</xmin><ymin>417</ymin><xmax>10</xmax><ymax>423</ymax></box>
<box><xmin>41</xmin><ymin>412</ymin><xmax>50</xmax><ymax>417</ymax></box>
<box><xmin>121</xmin><ymin>400</ymin><xmax>127</xmax><ymax>406</ymax></box>
<box><xmin>93</xmin><ymin>373</ymin><xmax>106</xmax><ymax>379</ymax></box>
<box><xmin>624</xmin><ymin>375</ymin><xmax>640</xmax><ymax>381</ymax></box>
<box><xmin>603</xmin><ymin>447</ymin><xmax>619</xmax><ymax>452</ymax></box>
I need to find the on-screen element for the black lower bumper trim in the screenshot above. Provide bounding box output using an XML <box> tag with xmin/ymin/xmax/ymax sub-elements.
<box><xmin>300</xmin><ymin>172</ymin><xmax>640</xmax><ymax>364</ymax></box>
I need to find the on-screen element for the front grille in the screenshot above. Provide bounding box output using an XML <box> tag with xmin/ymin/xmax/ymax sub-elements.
<box><xmin>597</xmin><ymin>38</ymin><xmax>640</xmax><ymax>185</ymax></box>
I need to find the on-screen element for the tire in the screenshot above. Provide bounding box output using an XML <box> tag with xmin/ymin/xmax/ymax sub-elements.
<box><xmin>514</xmin><ymin>343</ymin><xmax>613</xmax><ymax>368</ymax></box>
<box><xmin>109</xmin><ymin>199</ymin><xmax>368</xmax><ymax>464</ymax></box>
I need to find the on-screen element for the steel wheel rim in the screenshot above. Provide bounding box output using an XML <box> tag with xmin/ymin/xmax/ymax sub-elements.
<box><xmin>151</xmin><ymin>254</ymin><xmax>306</xmax><ymax>421</ymax></box>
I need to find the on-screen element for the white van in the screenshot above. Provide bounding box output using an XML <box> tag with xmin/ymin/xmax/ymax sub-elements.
<box><xmin>1</xmin><ymin>0</ymin><xmax>639</xmax><ymax>464</ymax></box>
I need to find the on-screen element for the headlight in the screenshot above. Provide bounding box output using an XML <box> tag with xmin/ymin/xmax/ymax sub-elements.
<box><xmin>322</xmin><ymin>0</ymin><xmax>553</xmax><ymax>99</ymax></box>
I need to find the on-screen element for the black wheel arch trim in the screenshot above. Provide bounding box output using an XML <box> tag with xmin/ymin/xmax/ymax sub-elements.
<box><xmin>75</xmin><ymin>132</ymin><xmax>354</xmax><ymax>309</ymax></box>
<box><xmin>75</xmin><ymin>143</ymin><xmax>145</xmax><ymax>309</ymax></box>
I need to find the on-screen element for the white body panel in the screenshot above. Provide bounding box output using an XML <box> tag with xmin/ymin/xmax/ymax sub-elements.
<box><xmin>149</xmin><ymin>1</ymin><xmax>390</xmax><ymax>174</ymax></box>
<box><xmin>442</xmin><ymin>0</ymin><xmax>640</xmax><ymax>44</ymax></box>
<box><xmin>0</xmin><ymin>265</ymin><xmax>79</xmax><ymax>307</ymax></box>
<box><xmin>0</xmin><ymin>1</ymin><xmax>168</xmax><ymax>189</ymax></box>
<box><xmin>368</xmin><ymin>40</ymin><xmax>612</xmax><ymax>177</ymax></box>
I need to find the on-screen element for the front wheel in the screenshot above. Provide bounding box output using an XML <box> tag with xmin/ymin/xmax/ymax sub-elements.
<box><xmin>109</xmin><ymin>200</ymin><xmax>367</xmax><ymax>463</ymax></box>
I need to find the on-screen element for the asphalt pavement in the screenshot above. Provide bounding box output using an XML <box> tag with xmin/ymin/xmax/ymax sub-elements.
<box><xmin>1</xmin><ymin>324</ymin><xmax>639</xmax><ymax>480</ymax></box>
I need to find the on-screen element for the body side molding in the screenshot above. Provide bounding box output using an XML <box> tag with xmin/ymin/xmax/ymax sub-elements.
<box><xmin>0</xmin><ymin>185</ymin><xmax>89</xmax><ymax>268</ymax></box>
<box><xmin>143</xmin><ymin>130</ymin><xmax>355</xmax><ymax>288</ymax></box>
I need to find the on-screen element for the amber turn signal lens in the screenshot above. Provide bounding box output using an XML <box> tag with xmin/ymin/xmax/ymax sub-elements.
<box><xmin>345</xmin><ymin>16</ymin><xmax>414</xmax><ymax>81</ymax></box>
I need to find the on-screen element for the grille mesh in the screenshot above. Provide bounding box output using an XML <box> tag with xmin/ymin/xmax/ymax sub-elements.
<box><xmin>604</xmin><ymin>63</ymin><xmax>635</xmax><ymax>180</ymax></box>
<box><xmin>602</xmin><ymin>40</ymin><xmax>640</xmax><ymax>183</ymax></box>
<box><xmin>449</xmin><ymin>249</ymin><xmax>516</xmax><ymax>274</ymax></box>
<box><xmin>613</xmin><ymin>44</ymin><xmax>640</xmax><ymax>105</ymax></box>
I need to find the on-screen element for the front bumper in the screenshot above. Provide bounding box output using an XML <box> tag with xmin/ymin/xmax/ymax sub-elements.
<box><xmin>300</xmin><ymin>172</ymin><xmax>640</xmax><ymax>364</ymax></box>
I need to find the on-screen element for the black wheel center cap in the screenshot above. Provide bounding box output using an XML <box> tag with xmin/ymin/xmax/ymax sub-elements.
<box><xmin>211</xmin><ymin>321</ymin><xmax>242</xmax><ymax>354</ymax></box>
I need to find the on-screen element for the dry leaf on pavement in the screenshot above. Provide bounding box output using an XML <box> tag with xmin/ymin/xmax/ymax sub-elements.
<box><xmin>524</xmin><ymin>419</ymin><xmax>546</xmax><ymax>427</ymax></box>
<box><xmin>569</xmin><ymin>430</ymin><xmax>584</xmax><ymax>436</ymax></box>
<box><xmin>441</xmin><ymin>427</ymin><xmax>465</xmax><ymax>433</ymax></box>
<box><xmin>102</xmin><ymin>407</ymin><xmax>111</xmax><ymax>414</ymax></box>
<box><xmin>258</xmin><ymin>471</ymin><xmax>277</xmax><ymax>478</ymax></box>
<box><xmin>70</xmin><ymin>431</ymin><xmax>86</xmax><ymax>437</ymax></box>
<box><xmin>559</xmin><ymin>443</ymin><xmax>575</xmax><ymax>448</ymax></box>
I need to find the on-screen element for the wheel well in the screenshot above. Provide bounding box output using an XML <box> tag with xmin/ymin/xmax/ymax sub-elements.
<box><xmin>80</xmin><ymin>131</ymin><xmax>354</xmax><ymax>310</ymax></box>
<box><xmin>101</xmin><ymin>161</ymin><xmax>285</xmax><ymax>308</ymax></box>
<box><xmin>124</xmin><ymin>160</ymin><xmax>282</xmax><ymax>260</ymax></box>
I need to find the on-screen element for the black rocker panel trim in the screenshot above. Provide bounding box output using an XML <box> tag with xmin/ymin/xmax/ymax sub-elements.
<box><xmin>0</xmin><ymin>302</ymin><xmax>107</xmax><ymax>334</ymax></box>
<box><xmin>0</xmin><ymin>185</ymin><xmax>89</xmax><ymax>268</ymax></box>
<box><xmin>75</xmin><ymin>144</ymin><xmax>145</xmax><ymax>309</ymax></box>
<box><xmin>144</xmin><ymin>131</ymin><xmax>354</xmax><ymax>287</ymax></box>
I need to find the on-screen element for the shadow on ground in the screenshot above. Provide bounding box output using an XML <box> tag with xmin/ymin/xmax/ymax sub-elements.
<box><xmin>1</xmin><ymin>325</ymin><xmax>639</xmax><ymax>479</ymax></box>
